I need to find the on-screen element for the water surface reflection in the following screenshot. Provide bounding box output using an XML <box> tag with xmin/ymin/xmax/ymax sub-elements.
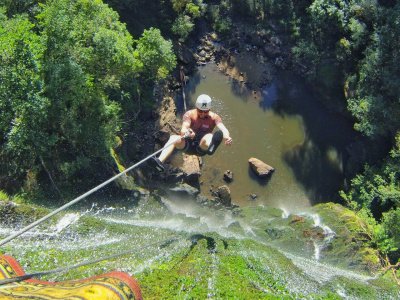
<box><xmin>174</xmin><ymin>64</ymin><xmax>358</xmax><ymax>209</ymax></box>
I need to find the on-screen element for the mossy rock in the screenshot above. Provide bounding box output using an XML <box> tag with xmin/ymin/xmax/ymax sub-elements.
<box><xmin>0</xmin><ymin>200</ymin><xmax>49</xmax><ymax>227</ymax></box>
<box><xmin>313</xmin><ymin>202</ymin><xmax>381</xmax><ymax>273</ymax></box>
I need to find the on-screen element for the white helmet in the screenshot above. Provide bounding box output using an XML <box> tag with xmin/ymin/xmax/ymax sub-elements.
<box><xmin>195</xmin><ymin>94</ymin><xmax>212</xmax><ymax>111</ymax></box>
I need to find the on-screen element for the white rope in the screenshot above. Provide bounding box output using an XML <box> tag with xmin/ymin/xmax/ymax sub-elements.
<box><xmin>0</xmin><ymin>139</ymin><xmax>177</xmax><ymax>246</ymax></box>
<box><xmin>182</xmin><ymin>88</ymin><xmax>187</xmax><ymax>112</ymax></box>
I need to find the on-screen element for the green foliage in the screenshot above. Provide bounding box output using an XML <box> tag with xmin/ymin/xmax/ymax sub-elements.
<box><xmin>288</xmin><ymin>1</ymin><xmax>400</xmax><ymax>264</ymax></box>
<box><xmin>349</xmin><ymin>207</ymin><xmax>395</xmax><ymax>256</ymax></box>
<box><xmin>355</xmin><ymin>208</ymin><xmax>397</xmax><ymax>256</ymax></box>
<box><xmin>371</xmin><ymin>222</ymin><xmax>397</xmax><ymax>255</ymax></box>
<box><xmin>347</xmin><ymin>6</ymin><xmax>400</xmax><ymax>138</ymax></box>
<box><xmin>342</xmin><ymin>131</ymin><xmax>400</xmax><ymax>209</ymax></box>
<box><xmin>381</xmin><ymin>208</ymin><xmax>400</xmax><ymax>255</ymax></box>
<box><xmin>338</xmin><ymin>208</ymin><xmax>397</xmax><ymax>257</ymax></box>
<box><xmin>292</xmin><ymin>39</ymin><xmax>320</xmax><ymax>78</ymax></box>
<box><xmin>0</xmin><ymin>0</ymin><xmax>176</xmax><ymax>192</ymax></box>
<box><xmin>0</xmin><ymin>13</ymin><xmax>50</xmax><ymax>179</ymax></box>
<box><xmin>208</xmin><ymin>4</ymin><xmax>232</xmax><ymax>36</ymax></box>
<box><xmin>341</xmin><ymin>132</ymin><xmax>400</xmax><ymax>258</ymax></box>
<box><xmin>0</xmin><ymin>190</ymin><xmax>9</xmax><ymax>201</ymax></box>
<box><xmin>171</xmin><ymin>14</ymin><xmax>194</xmax><ymax>41</ymax></box>
<box><xmin>308</xmin><ymin>0</ymin><xmax>350</xmax><ymax>33</ymax></box>
<box><xmin>33</xmin><ymin>0</ymin><xmax>137</xmax><ymax>185</ymax></box>
<box><xmin>0</xmin><ymin>0</ymin><xmax>39</xmax><ymax>17</ymax></box>
<box><xmin>0</xmin><ymin>0</ymin><xmax>178</xmax><ymax>192</ymax></box>
<box><xmin>186</xmin><ymin>2</ymin><xmax>201</xmax><ymax>18</ymax></box>
<box><xmin>171</xmin><ymin>0</ymin><xmax>189</xmax><ymax>13</ymax></box>
<box><xmin>214</xmin><ymin>17</ymin><xmax>232</xmax><ymax>36</ymax></box>
<box><xmin>134</xmin><ymin>27</ymin><xmax>176</xmax><ymax>81</ymax></box>
<box><xmin>170</xmin><ymin>0</ymin><xmax>205</xmax><ymax>41</ymax></box>
<box><xmin>348</xmin><ymin>17</ymin><xmax>367</xmax><ymax>49</ymax></box>
<box><xmin>171</xmin><ymin>0</ymin><xmax>204</xmax><ymax>16</ymax></box>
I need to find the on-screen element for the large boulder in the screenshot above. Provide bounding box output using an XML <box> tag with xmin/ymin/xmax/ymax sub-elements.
<box><xmin>182</xmin><ymin>154</ymin><xmax>201</xmax><ymax>184</ymax></box>
<box><xmin>175</xmin><ymin>42</ymin><xmax>195</xmax><ymax>66</ymax></box>
<box><xmin>248</xmin><ymin>157</ymin><xmax>275</xmax><ymax>177</ymax></box>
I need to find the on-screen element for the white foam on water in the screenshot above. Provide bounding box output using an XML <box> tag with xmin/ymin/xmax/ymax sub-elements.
<box><xmin>291</xmin><ymin>212</ymin><xmax>336</xmax><ymax>261</ymax></box>
<box><xmin>280</xmin><ymin>207</ymin><xmax>290</xmax><ymax>219</ymax></box>
<box><xmin>52</xmin><ymin>213</ymin><xmax>80</xmax><ymax>233</ymax></box>
<box><xmin>207</xmin><ymin>252</ymin><xmax>220</xmax><ymax>299</ymax></box>
<box><xmin>104</xmin><ymin>217</ymin><xmax>188</xmax><ymax>232</ymax></box>
<box><xmin>313</xmin><ymin>241</ymin><xmax>320</xmax><ymax>260</ymax></box>
<box><xmin>98</xmin><ymin>197</ymin><xmax>248</xmax><ymax>240</ymax></box>
<box><xmin>283</xmin><ymin>251</ymin><xmax>376</xmax><ymax>284</ymax></box>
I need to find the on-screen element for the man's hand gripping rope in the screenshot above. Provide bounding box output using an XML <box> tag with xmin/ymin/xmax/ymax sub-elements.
<box><xmin>182</xmin><ymin>128</ymin><xmax>195</xmax><ymax>140</ymax></box>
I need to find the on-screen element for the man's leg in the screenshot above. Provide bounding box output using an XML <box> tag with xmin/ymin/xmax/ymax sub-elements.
<box><xmin>198</xmin><ymin>133</ymin><xmax>213</xmax><ymax>153</ymax></box>
<box><xmin>207</xmin><ymin>130</ymin><xmax>223</xmax><ymax>154</ymax></box>
<box><xmin>158</xmin><ymin>135</ymin><xmax>185</xmax><ymax>162</ymax></box>
<box><xmin>198</xmin><ymin>130</ymin><xmax>223</xmax><ymax>155</ymax></box>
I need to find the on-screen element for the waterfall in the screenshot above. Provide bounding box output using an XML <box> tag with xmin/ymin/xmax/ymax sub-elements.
<box><xmin>1</xmin><ymin>197</ymin><xmax>398</xmax><ymax>299</ymax></box>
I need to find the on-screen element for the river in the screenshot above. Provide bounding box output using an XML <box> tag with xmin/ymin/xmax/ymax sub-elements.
<box><xmin>175</xmin><ymin>63</ymin><xmax>359</xmax><ymax>210</ymax></box>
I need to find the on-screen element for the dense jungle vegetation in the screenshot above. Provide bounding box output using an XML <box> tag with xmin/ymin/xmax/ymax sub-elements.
<box><xmin>0</xmin><ymin>0</ymin><xmax>399</xmax><ymax>273</ymax></box>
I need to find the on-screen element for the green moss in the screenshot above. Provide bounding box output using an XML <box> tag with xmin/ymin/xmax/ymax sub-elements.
<box><xmin>75</xmin><ymin>216</ymin><xmax>107</xmax><ymax>235</ymax></box>
<box><xmin>1</xmin><ymin>198</ymin><xmax>399</xmax><ymax>298</ymax></box>
<box><xmin>324</xmin><ymin>277</ymin><xmax>382</xmax><ymax>299</ymax></box>
<box><xmin>0</xmin><ymin>190</ymin><xmax>9</xmax><ymax>201</ymax></box>
<box><xmin>313</xmin><ymin>203</ymin><xmax>381</xmax><ymax>273</ymax></box>
<box><xmin>0</xmin><ymin>200</ymin><xmax>49</xmax><ymax>227</ymax></box>
<box><xmin>110</xmin><ymin>147</ymin><xmax>137</xmax><ymax>190</ymax></box>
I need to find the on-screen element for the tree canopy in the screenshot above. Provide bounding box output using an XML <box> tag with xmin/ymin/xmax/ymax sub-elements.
<box><xmin>0</xmin><ymin>0</ymin><xmax>175</xmax><ymax>193</ymax></box>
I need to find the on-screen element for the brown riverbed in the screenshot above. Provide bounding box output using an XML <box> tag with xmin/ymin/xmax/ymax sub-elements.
<box><xmin>162</xmin><ymin>58</ymin><xmax>359</xmax><ymax>211</ymax></box>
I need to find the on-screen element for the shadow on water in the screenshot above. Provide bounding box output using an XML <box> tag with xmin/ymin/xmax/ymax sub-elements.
<box><xmin>247</xmin><ymin>166</ymin><xmax>270</xmax><ymax>187</ymax></box>
<box><xmin>176</xmin><ymin>71</ymin><xmax>202</xmax><ymax>114</ymax></box>
<box><xmin>269</xmin><ymin>72</ymin><xmax>360</xmax><ymax>204</ymax></box>
<box><xmin>259</xmin><ymin>83</ymin><xmax>278</xmax><ymax>110</ymax></box>
<box><xmin>178</xmin><ymin>63</ymin><xmax>364</xmax><ymax>207</ymax></box>
<box><xmin>231</xmin><ymin>80</ymin><xmax>252</xmax><ymax>100</ymax></box>
<box><xmin>190</xmin><ymin>234</ymin><xmax>216</xmax><ymax>253</ymax></box>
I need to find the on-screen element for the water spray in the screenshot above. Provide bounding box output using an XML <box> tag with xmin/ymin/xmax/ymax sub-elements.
<box><xmin>0</xmin><ymin>138</ymin><xmax>180</xmax><ymax>247</ymax></box>
<box><xmin>0</xmin><ymin>236</ymin><xmax>179</xmax><ymax>285</ymax></box>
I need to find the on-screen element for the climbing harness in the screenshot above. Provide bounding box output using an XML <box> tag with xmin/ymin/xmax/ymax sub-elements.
<box><xmin>0</xmin><ymin>236</ymin><xmax>179</xmax><ymax>285</ymax></box>
<box><xmin>0</xmin><ymin>138</ymin><xmax>179</xmax><ymax>247</ymax></box>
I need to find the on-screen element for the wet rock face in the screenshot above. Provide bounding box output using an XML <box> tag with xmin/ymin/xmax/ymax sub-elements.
<box><xmin>169</xmin><ymin>183</ymin><xmax>200</xmax><ymax>197</ymax></box>
<box><xmin>175</xmin><ymin>42</ymin><xmax>196</xmax><ymax>68</ymax></box>
<box><xmin>223</xmin><ymin>170</ymin><xmax>233</xmax><ymax>183</ymax></box>
<box><xmin>216</xmin><ymin>185</ymin><xmax>231</xmax><ymax>206</ymax></box>
<box><xmin>248</xmin><ymin>157</ymin><xmax>275</xmax><ymax>177</ymax></box>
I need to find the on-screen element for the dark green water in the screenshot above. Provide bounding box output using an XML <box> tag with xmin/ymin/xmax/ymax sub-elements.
<box><xmin>178</xmin><ymin>63</ymin><xmax>358</xmax><ymax>210</ymax></box>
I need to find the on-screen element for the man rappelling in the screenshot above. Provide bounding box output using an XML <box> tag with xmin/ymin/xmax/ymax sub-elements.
<box><xmin>152</xmin><ymin>94</ymin><xmax>233</xmax><ymax>172</ymax></box>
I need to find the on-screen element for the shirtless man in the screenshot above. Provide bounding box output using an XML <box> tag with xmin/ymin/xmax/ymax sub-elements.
<box><xmin>152</xmin><ymin>94</ymin><xmax>233</xmax><ymax>171</ymax></box>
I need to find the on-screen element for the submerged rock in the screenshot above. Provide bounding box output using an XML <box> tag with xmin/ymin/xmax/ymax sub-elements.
<box><xmin>223</xmin><ymin>170</ymin><xmax>233</xmax><ymax>182</ymax></box>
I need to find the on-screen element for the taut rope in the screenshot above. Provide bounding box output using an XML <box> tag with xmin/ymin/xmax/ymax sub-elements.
<box><xmin>0</xmin><ymin>138</ymin><xmax>177</xmax><ymax>247</ymax></box>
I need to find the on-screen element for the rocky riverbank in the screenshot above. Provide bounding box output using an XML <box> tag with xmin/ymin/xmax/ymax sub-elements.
<box><xmin>143</xmin><ymin>23</ymin><xmax>294</xmax><ymax>206</ymax></box>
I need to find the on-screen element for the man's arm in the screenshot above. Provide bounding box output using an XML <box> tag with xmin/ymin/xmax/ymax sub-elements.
<box><xmin>216</xmin><ymin>122</ymin><xmax>233</xmax><ymax>145</ymax></box>
<box><xmin>180</xmin><ymin>120</ymin><xmax>191</xmax><ymax>135</ymax></box>
<box><xmin>180</xmin><ymin>120</ymin><xmax>195</xmax><ymax>139</ymax></box>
